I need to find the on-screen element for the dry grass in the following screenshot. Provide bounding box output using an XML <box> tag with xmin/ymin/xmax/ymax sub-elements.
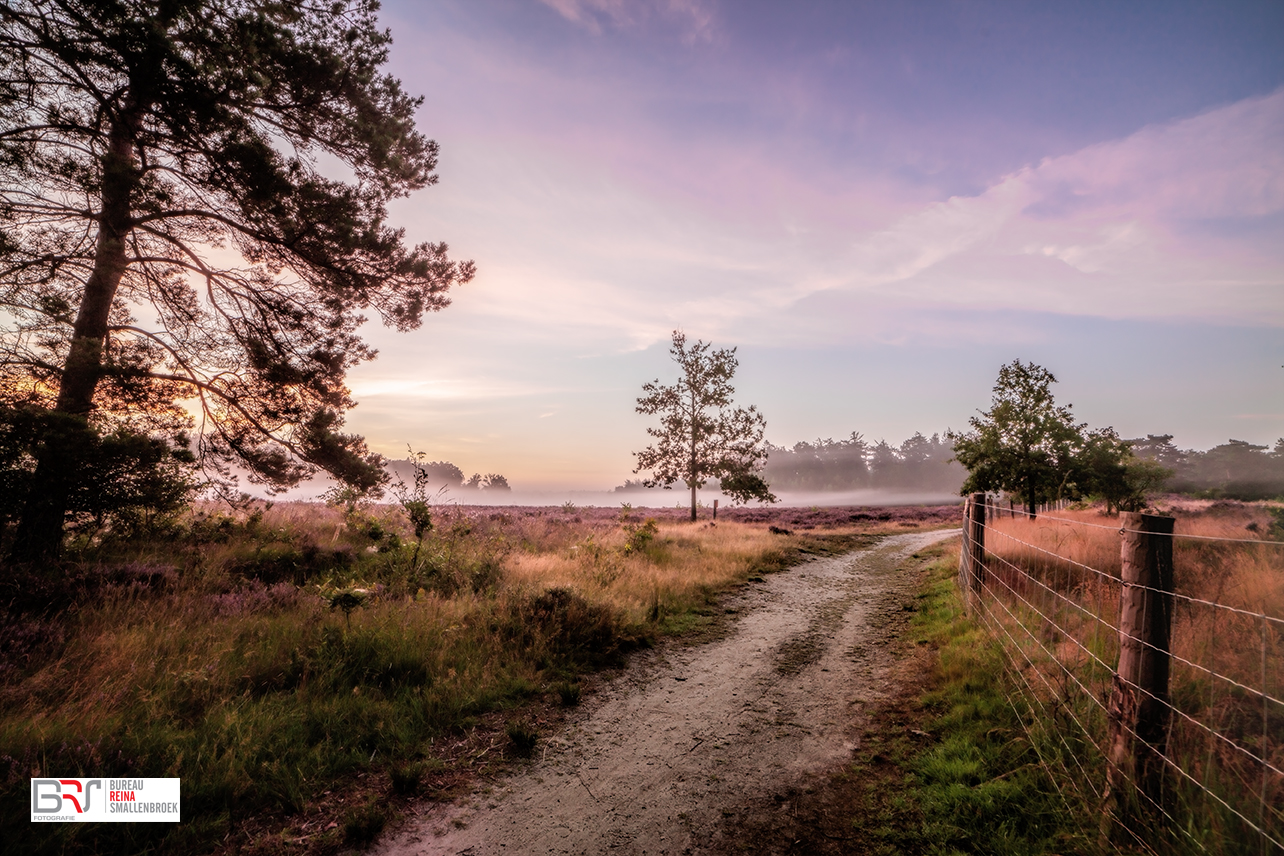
<box><xmin>0</xmin><ymin>499</ymin><xmax>944</xmax><ymax>855</ymax></box>
<box><xmin>974</xmin><ymin>499</ymin><xmax>1284</xmax><ymax>852</ymax></box>
<box><xmin>505</xmin><ymin>520</ymin><xmax>783</xmax><ymax>623</ymax></box>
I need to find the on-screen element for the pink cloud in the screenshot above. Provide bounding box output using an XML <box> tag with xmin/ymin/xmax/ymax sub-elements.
<box><xmin>537</xmin><ymin>0</ymin><xmax>716</xmax><ymax>42</ymax></box>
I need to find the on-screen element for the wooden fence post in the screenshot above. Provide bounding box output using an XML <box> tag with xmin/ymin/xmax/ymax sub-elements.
<box><xmin>969</xmin><ymin>493</ymin><xmax>986</xmax><ymax>598</ymax></box>
<box><xmin>958</xmin><ymin>496</ymin><xmax>972</xmax><ymax>608</ymax></box>
<box><xmin>1102</xmin><ymin>511</ymin><xmax>1176</xmax><ymax>843</ymax></box>
<box><xmin>958</xmin><ymin>493</ymin><xmax>985</xmax><ymax>611</ymax></box>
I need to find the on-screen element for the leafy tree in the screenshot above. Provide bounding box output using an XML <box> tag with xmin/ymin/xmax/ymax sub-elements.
<box><xmin>386</xmin><ymin>458</ymin><xmax>464</xmax><ymax>489</ymax></box>
<box><xmin>868</xmin><ymin>439</ymin><xmax>901</xmax><ymax>489</ymax></box>
<box><xmin>0</xmin><ymin>0</ymin><xmax>474</xmax><ymax>560</ymax></box>
<box><xmin>481</xmin><ymin>473</ymin><xmax>511</xmax><ymax>492</ymax></box>
<box><xmin>634</xmin><ymin>330</ymin><xmax>775</xmax><ymax>521</ymax></box>
<box><xmin>1075</xmin><ymin>427</ymin><xmax>1170</xmax><ymax>514</ymax></box>
<box><xmin>1126</xmin><ymin>434</ymin><xmax>1187</xmax><ymax>470</ymax></box>
<box><xmin>949</xmin><ymin>360</ymin><xmax>1086</xmax><ymax>518</ymax></box>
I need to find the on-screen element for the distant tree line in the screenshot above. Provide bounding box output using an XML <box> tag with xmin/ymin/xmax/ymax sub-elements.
<box><xmin>384</xmin><ymin>459</ymin><xmax>511</xmax><ymax>493</ymax></box>
<box><xmin>1129</xmin><ymin>435</ymin><xmax>1284</xmax><ymax>501</ymax></box>
<box><xmin>618</xmin><ymin>431</ymin><xmax>966</xmax><ymax>494</ymax></box>
<box><xmin>761</xmin><ymin>432</ymin><xmax>965</xmax><ymax>493</ymax></box>
<box><xmin>617</xmin><ymin>425</ymin><xmax>1284</xmax><ymax>505</ymax></box>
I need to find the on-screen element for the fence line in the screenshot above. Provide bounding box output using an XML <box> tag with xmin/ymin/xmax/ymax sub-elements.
<box><xmin>958</xmin><ymin>494</ymin><xmax>1283</xmax><ymax>853</ymax></box>
<box><xmin>988</xmin><ymin>501</ymin><xmax>1284</xmax><ymax>546</ymax></box>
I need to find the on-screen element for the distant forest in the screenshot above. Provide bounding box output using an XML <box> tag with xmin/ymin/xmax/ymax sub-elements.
<box><xmin>619</xmin><ymin>432</ymin><xmax>966</xmax><ymax>495</ymax></box>
<box><xmin>617</xmin><ymin>432</ymin><xmax>1284</xmax><ymax>500</ymax></box>
<box><xmin>1129</xmin><ymin>435</ymin><xmax>1284</xmax><ymax>501</ymax></box>
<box><xmin>384</xmin><ymin>459</ymin><xmax>512</xmax><ymax>492</ymax></box>
<box><xmin>762</xmin><ymin>432</ymin><xmax>964</xmax><ymax>493</ymax></box>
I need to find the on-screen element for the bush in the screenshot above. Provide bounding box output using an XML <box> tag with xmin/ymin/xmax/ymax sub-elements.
<box><xmin>622</xmin><ymin>518</ymin><xmax>659</xmax><ymax>554</ymax></box>
<box><xmin>0</xmin><ymin>407</ymin><xmax>196</xmax><ymax>549</ymax></box>
<box><xmin>505</xmin><ymin>587</ymin><xmax>630</xmax><ymax>670</ymax></box>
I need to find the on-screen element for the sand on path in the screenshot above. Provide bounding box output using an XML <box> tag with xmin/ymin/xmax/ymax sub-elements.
<box><xmin>378</xmin><ymin>529</ymin><xmax>958</xmax><ymax>856</ymax></box>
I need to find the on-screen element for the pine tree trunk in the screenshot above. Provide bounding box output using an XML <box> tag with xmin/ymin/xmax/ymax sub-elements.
<box><xmin>690</xmin><ymin>483</ymin><xmax>697</xmax><ymax>522</ymax></box>
<box><xmin>9</xmin><ymin>116</ymin><xmax>137</xmax><ymax>563</ymax></box>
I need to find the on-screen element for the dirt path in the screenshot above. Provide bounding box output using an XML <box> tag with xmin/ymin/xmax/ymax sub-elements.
<box><xmin>378</xmin><ymin>529</ymin><xmax>957</xmax><ymax>856</ymax></box>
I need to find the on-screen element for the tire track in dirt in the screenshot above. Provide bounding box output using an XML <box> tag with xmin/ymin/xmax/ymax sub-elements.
<box><xmin>378</xmin><ymin>529</ymin><xmax>958</xmax><ymax>856</ymax></box>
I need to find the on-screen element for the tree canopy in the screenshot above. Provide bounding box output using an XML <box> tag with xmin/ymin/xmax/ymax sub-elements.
<box><xmin>949</xmin><ymin>360</ymin><xmax>1169</xmax><ymax>516</ymax></box>
<box><xmin>949</xmin><ymin>360</ymin><xmax>1087</xmax><ymax>517</ymax></box>
<box><xmin>0</xmin><ymin>0</ymin><xmax>474</xmax><ymax>558</ymax></box>
<box><xmin>634</xmin><ymin>331</ymin><xmax>775</xmax><ymax>521</ymax></box>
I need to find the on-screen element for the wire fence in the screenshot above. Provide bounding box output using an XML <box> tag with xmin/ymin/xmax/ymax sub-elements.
<box><xmin>958</xmin><ymin>495</ymin><xmax>1283</xmax><ymax>855</ymax></box>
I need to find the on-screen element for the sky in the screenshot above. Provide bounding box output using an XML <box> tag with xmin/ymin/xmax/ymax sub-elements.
<box><xmin>333</xmin><ymin>0</ymin><xmax>1284</xmax><ymax>492</ymax></box>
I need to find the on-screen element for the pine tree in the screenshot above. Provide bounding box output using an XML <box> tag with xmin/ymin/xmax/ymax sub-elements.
<box><xmin>0</xmin><ymin>0</ymin><xmax>473</xmax><ymax>559</ymax></box>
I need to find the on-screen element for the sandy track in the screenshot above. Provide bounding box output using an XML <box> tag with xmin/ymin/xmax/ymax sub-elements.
<box><xmin>378</xmin><ymin>529</ymin><xmax>957</xmax><ymax>856</ymax></box>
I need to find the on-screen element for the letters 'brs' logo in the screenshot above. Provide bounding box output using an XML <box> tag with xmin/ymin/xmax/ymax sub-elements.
<box><xmin>32</xmin><ymin>778</ymin><xmax>102</xmax><ymax>813</ymax></box>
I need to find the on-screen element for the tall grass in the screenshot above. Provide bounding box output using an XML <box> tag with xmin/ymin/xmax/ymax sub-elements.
<box><xmin>0</xmin><ymin>500</ymin><xmax>849</xmax><ymax>854</ymax></box>
<box><xmin>978</xmin><ymin>500</ymin><xmax>1284</xmax><ymax>853</ymax></box>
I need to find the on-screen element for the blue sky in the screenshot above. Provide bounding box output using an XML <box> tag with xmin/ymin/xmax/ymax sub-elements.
<box><xmin>336</xmin><ymin>0</ymin><xmax>1284</xmax><ymax>490</ymax></box>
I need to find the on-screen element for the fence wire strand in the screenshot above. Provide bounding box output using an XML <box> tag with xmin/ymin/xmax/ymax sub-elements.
<box><xmin>961</xmin><ymin>498</ymin><xmax>1283</xmax><ymax>853</ymax></box>
<box><xmin>981</xmin><ymin>502</ymin><xmax>1284</xmax><ymax>546</ymax></box>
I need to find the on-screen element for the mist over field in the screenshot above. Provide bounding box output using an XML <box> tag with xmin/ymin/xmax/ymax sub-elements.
<box><xmin>263</xmin><ymin>477</ymin><xmax>963</xmax><ymax>510</ymax></box>
<box><xmin>435</xmin><ymin>488</ymin><xmax>964</xmax><ymax>510</ymax></box>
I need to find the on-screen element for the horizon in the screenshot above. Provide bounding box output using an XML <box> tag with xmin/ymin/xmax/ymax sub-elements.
<box><xmin>316</xmin><ymin>1</ymin><xmax>1280</xmax><ymax>492</ymax></box>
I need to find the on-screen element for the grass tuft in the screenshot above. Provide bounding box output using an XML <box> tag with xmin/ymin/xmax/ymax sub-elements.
<box><xmin>505</xmin><ymin>721</ymin><xmax>539</xmax><ymax>758</ymax></box>
<box><xmin>553</xmin><ymin>681</ymin><xmax>582</xmax><ymax>707</ymax></box>
<box><xmin>342</xmin><ymin>801</ymin><xmax>387</xmax><ymax>848</ymax></box>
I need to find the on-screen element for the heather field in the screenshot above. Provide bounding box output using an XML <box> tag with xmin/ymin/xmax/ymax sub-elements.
<box><xmin>0</xmin><ymin>499</ymin><xmax>957</xmax><ymax>855</ymax></box>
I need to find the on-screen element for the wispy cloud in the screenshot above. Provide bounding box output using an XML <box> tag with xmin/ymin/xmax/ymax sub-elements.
<box><xmin>348</xmin><ymin>376</ymin><xmax>561</xmax><ymax>400</ymax></box>
<box><xmin>791</xmin><ymin>89</ymin><xmax>1284</xmax><ymax>325</ymax></box>
<box><xmin>538</xmin><ymin>0</ymin><xmax>715</xmax><ymax>42</ymax></box>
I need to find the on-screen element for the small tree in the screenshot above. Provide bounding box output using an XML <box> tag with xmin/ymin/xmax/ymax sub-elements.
<box><xmin>1075</xmin><ymin>427</ymin><xmax>1171</xmax><ymax>514</ymax></box>
<box><xmin>949</xmin><ymin>360</ymin><xmax>1086</xmax><ymax>518</ymax></box>
<box><xmin>481</xmin><ymin>473</ymin><xmax>511</xmax><ymax>491</ymax></box>
<box><xmin>634</xmin><ymin>331</ymin><xmax>775</xmax><ymax>521</ymax></box>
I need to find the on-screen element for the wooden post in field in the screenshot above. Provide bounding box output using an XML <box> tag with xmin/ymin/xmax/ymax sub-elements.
<box><xmin>968</xmin><ymin>493</ymin><xmax>986</xmax><ymax>598</ymax></box>
<box><xmin>958</xmin><ymin>493</ymin><xmax>985</xmax><ymax>611</ymax></box>
<box><xmin>958</xmin><ymin>496</ymin><xmax>972</xmax><ymax>608</ymax></box>
<box><xmin>1102</xmin><ymin>511</ymin><xmax>1175</xmax><ymax>844</ymax></box>
<box><xmin>712</xmin><ymin>499</ymin><xmax>718</xmax><ymax>520</ymax></box>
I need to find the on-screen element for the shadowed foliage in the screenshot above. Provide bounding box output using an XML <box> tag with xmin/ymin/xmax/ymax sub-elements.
<box><xmin>0</xmin><ymin>0</ymin><xmax>474</xmax><ymax>560</ymax></box>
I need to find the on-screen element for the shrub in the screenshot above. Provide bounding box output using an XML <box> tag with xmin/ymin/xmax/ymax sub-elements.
<box><xmin>505</xmin><ymin>587</ymin><xmax>628</xmax><ymax>670</ymax></box>
<box><xmin>622</xmin><ymin>518</ymin><xmax>659</xmax><ymax>554</ymax></box>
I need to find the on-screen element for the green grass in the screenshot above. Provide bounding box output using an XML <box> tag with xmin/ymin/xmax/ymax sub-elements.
<box><xmin>902</xmin><ymin>551</ymin><xmax>1096</xmax><ymax>855</ymax></box>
